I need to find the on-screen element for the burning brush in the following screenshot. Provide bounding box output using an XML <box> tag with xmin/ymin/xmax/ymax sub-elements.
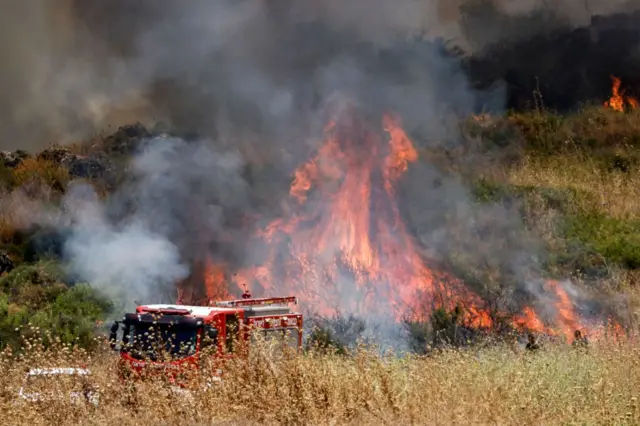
<box><xmin>179</xmin><ymin>102</ymin><xmax>623</xmax><ymax>344</ymax></box>
<box><xmin>604</xmin><ymin>76</ymin><xmax>638</xmax><ymax>112</ymax></box>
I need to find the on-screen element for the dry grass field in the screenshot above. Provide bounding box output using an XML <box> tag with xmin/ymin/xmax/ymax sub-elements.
<box><xmin>0</xmin><ymin>333</ymin><xmax>639</xmax><ymax>426</ymax></box>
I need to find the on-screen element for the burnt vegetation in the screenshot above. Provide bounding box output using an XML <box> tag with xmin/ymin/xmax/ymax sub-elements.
<box><xmin>462</xmin><ymin>2</ymin><xmax>640</xmax><ymax>112</ymax></box>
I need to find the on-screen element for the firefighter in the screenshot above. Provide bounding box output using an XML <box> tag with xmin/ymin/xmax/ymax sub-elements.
<box><xmin>525</xmin><ymin>332</ymin><xmax>541</xmax><ymax>352</ymax></box>
<box><xmin>572</xmin><ymin>329</ymin><xmax>589</xmax><ymax>349</ymax></box>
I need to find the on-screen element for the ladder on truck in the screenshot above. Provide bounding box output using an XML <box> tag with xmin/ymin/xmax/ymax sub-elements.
<box><xmin>215</xmin><ymin>296</ymin><xmax>298</xmax><ymax>318</ymax></box>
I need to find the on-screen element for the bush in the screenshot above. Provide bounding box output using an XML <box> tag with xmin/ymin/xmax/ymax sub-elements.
<box><xmin>0</xmin><ymin>262</ymin><xmax>112</xmax><ymax>350</ymax></box>
<box><xmin>11</xmin><ymin>158</ymin><xmax>69</xmax><ymax>192</ymax></box>
<box><xmin>564</xmin><ymin>214</ymin><xmax>640</xmax><ymax>270</ymax></box>
<box><xmin>305</xmin><ymin>313</ymin><xmax>369</xmax><ymax>355</ymax></box>
<box><xmin>469</xmin><ymin>174</ymin><xmax>639</xmax><ymax>280</ymax></box>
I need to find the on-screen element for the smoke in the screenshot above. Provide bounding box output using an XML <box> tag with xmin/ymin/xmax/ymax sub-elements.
<box><xmin>0</xmin><ymin>1</ymin><xmax>156</xmax><ymax>151</ymax></box>
<box><xmin>61</xmin><ymin>135</ymin><xmax>251</xmax><ymax>309</ymax></box>
<box><xmin>1</xmin><ymin>0</ymin><xmax>639</xmax><ymax>150</ymax></box>
<box><xmin>63</xmin><ymin>182</ymin><xmax>188</xmax><ymax>308</ymax></box>
<box><xmin>0</xmin><ymin>0</ymin><xmax>625</xmax><ymax>346</ymax></box>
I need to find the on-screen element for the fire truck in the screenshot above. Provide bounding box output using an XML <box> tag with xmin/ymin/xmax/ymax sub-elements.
<box><xmin>108</xmin><ymin>292</ymin><xmax>303</xmax><ymax>385</ymax></box>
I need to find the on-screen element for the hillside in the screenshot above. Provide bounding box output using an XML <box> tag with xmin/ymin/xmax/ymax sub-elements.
<box><xmin>3</xmin><ymin>1</ymin><xmax>640</xmax><ymax>424</ymax></box>
<box><xmin>0</xmin><ymin>104</ymin><xmax>637</xmax><ymax>351</ymax></box>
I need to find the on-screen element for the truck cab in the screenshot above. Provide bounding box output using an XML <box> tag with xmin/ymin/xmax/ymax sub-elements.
<box><xmin>109</xmin><ymin>294</ymin><xmax>303</xmax><ymax>384</ymax></box>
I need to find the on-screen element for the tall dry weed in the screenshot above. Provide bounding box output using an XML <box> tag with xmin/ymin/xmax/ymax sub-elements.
<box><xmin>1</xmin><ymin>331</ymin><xmax>639</xmax><ymax>426</ymax></box>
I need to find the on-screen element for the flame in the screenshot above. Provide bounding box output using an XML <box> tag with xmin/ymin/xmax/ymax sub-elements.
<box><xmin>176</xmin><ymin>103</ymin><xmax>622</xmax><ymax>343</ymax></box>
<box><xmin>604</xmin><ymin>76</ymin><xmax>637</xmax><ymax>112</ymax></box>
<box><xmin>545</xmin><ymin>280</ymin><xmax>581</xmax><ymax>340</ymax></box>
<box><xmin>514</xmin><ymin>307</ymin><xmax>546</xmax><ymax>333</ymax></box>
<box><xmin>204</xmin><ymin>259</ymin><xmax>230</xmax><ymax>302</ymax></box>
<box><xmin>177</xmin><ymin>258</ymin><xmax>229</xmax><ymax>305</ymax></box>
<box><xmin>231</xmin><ymin>107</ymin><xmax>500</xmax><ymax>327</ymax></box>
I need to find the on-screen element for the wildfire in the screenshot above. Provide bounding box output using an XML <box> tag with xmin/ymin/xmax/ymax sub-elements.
<box><xmin>177</xmin><ymin>258</ymin><xmax>229</xmax><ymax>305</ymax></box>
<box><xmin>238</xmin><ymin>108</ymin><xmax>487</xmax><ymax>322</ymax></box>
<box><xmin>203</xmin><ymin>259</ymin><xmax>229</xmax><ymax>302</ymax></box>
<box><xmin>604</xmin><ymin>76</ymin><xmax>638</xmax><ymax>112</ymax></box>
<box><xmin>191</xmin><ymin>103</ymin><xmax>621</xmax><ymax>343</ymax></box>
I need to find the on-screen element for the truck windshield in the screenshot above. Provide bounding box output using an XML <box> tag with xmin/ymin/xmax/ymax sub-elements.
<box><xmin>123</xmin><ymin>322</ymin><xmax>198</xmax><ymax>361</ymax></box>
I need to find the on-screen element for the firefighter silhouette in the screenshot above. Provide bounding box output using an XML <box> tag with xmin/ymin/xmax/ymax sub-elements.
<box><xmin>572</xmin><ymin>329</ymin><xmax>589</xmax><ymax>349</ymax></box>
<box><xmin>525</xmin><ymin>332</ymin><xmax>540</xmax><ymax>351</ymax></box>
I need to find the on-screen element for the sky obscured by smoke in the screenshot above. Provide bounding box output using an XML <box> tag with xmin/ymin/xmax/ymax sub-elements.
<box><xmin>1</xmin><ymin>0</ymin><xmax>639</xmax><ymax>151</ymax></box>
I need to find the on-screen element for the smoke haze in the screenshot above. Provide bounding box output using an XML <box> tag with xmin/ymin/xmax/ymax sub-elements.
<box><xmin>0</xmin><ymin>0</ymin><xmax>626</xmax><ymax>345</ymax></box>
<box><xmin>61</xmin><ymin>135</ymin><xmax>253</xmax><ymax>309</ymax></box>
<box><xmin>1</xmin><ymin>0</ymin><xmax>639</xmax><ymax>150</ymax></box>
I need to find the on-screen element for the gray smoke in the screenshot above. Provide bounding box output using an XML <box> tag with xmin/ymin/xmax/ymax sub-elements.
<box><xmin>1</xmin><ymin>0</ymin><xmax>638</xmax><ymax>150</ymax></box>
<box><xmin>61</xmin><ymin>135</ymin><xmax>251</xmax><ymax>309</ymax></box>
<box><xmin>0</xmin><ymin>0</ymin><xmax>620</xmax><ymax>346</ymax></box>
<box><xmin>63</xmin><ymin>181</ymin><xmax>188</xmax><ymax>308</ymax></box>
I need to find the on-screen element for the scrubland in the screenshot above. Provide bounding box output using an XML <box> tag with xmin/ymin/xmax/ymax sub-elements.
<box><xmin>0</xmin><ymin>105</ymin><xmax>639</xmax><ymax>424</ymax></box>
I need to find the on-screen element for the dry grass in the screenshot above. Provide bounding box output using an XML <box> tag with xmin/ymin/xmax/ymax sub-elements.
<box><xmin>467</xmin><ymin>108</ymin><xmax>640</xmax><ymax>221</ymax></box>
<box><xmin>12</xmin><ymin>158</ymin><xmax>69</xmax><ymax>193</ymax></box>
<box><xmin>1</xmin><ymin>335</ymin><xmax>639</xmax><ymax>426</ymax></box>
<box><xmin>500</xmin><ymin>155</ymin><xmax>640</xmax><ymax>220</ymax></box>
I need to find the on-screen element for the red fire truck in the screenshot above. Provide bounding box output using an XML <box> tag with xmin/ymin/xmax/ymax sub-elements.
<box><xmin>109</xmin><ymin>293</ymin><xmax>303</xmax><ymax>385</ymax></box>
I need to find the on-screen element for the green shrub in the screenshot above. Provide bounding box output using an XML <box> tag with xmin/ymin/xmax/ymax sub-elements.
<box><xmin>564</xmin><ymin>214</ymin><xmax>640</xmax><ymax>269</ymax></box>
<box><xmin>306</xmin><ymin>326</ymin><xmax>348</xmax><ymax>355</ymax></box>
<box><xmin>0</xmin><ymin>163</ymin><xmax>15</xmax><ymax>190</ymax></box>
<box><xmin>0</xmin><ymin>261</ymin><xmax>65</xmax><ymax>296</ymax></box>
<box><xmin>0</xmin><ymin>261</ymin><xmax>112</xmax><ymax>351</ymax></box>
<box><xmin>472</xmin><ymin>179</ymin><xmax>592</xmax><ymax>214</ymax></box>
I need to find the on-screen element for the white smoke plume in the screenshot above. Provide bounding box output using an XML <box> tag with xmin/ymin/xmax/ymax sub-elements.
<box><xmin>60</xmin><ymin>134</ymin><xmax>250</xmax><ymax>309</ymax></box>
<box><xmin>63</xmin><ymin>188</ymin><xmax>188</xmax><ymax>309</ymax></box>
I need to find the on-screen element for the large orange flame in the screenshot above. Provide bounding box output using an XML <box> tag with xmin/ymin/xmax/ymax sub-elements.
<box><xmin>204</xmin><ymin>259</ymin><xmax>229</xmax><ymax>302</ymax></box>
<box><xmin>192</xmin><ymin>105</ymin><xmax>621</xmax><ymax>343</ymax></box>
<box><xmin>604</xmin><ymin>76</ymin><xmax>638</xmax><ymax>112</ymax></box>
<box><xmin>233</xmin><ymin>110</ymin><xmax>491</xmax><ymax>323</ymax></box>
<box><xmin>177</xmin><ymin>258</ymin><xmax>229</xmax><ymax>305</ymax></box>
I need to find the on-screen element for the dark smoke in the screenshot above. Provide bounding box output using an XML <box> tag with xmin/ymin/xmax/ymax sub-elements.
<box><xmin>463</xmin><ymin>4</ymin><xmax>640</xmax><ymax>111</ymax></box>
<box><xmin>56</xmin><ymin>0</ymin><xmax>491</xmax><ymax>313</ymax></box>
<box><xmin>2</xmin><ymin>0</ymin><xmax>640</xmax><ymax>150</ymax></box>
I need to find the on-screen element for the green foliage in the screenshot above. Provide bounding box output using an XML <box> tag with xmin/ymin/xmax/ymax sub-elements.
<box><xmin>0</xmin><ymin>163</ymin><xmax>15</xmax><ymax>190</ymax></box>
<box><xmin>467</xmin><ymin>108</ymin><xmax>640</xmax><ymax>172</ymax></box>
<box><xmin>33</xmin><ymin>285</ymin><xmax>112</xmax><ymax>349</ymax></box>
<box><xmin>405</xmin><ymin>306</ymin><xmax>489</xmax><ymax>351</ymax></box>
<box><xmin>306</xmin><ymin>326</ymin><xmax>347</xmax><ymax>355</ymax></box>
<box><xmin>471</xmin><ymin>179</ymin><xmax>591</xmax><ymax>214</ymax></box>
<box><xmin>0</xmin><ymin>261</ymin><xmax>112</xmax><ymax>351</ymax></box>
<box><xmin>404</xmin><ymin>320</ymin><xmax>430</xmax><ymax>354</ymax></box>
<box><xmin>471</xmin><ymin>179</ymin><xmax>507</xmax><ymax>203</ymax></box>
<box><xmin>0</xmin><ymin>261</ymin><xmax>66</xmax><ymax>297</ymax></box>
<box><xmin>430</xmin><ymin>306</ymin><xmax>464</xmax><ymax>346</ymax></box>
<box><xmin>305</xmin><ymin>313</ymin><xmax>369</xmax><ymax>355</ymax></box>
<box><xmin>470</xmin><ymin>175</ymin><xmax>639</xmax><ymax>279</ymax></box>
<box><xmin>564</xmin><ymin>214</ymin><xmax>640</xmax><ymax>270</ymax></box>
<box><xmin>509</xmin><ymin>110</ymin><xmax>565</xmax><ymax>155</ymax></box>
